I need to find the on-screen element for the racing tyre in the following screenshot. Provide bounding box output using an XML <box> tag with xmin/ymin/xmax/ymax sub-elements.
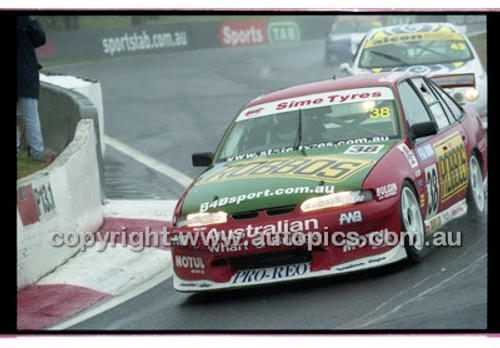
<box><xmin>400</xmin><ymin>182</ymin><xmax>427</xmax><ymax>262</ymax></box>
<box><xmin>466</xmin><ymin>153</ymin><xmax>486</xmax><ymax>218</ymax></box>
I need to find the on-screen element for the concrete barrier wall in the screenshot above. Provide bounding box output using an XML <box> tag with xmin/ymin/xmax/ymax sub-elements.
<box><xmin>38</xmin><ymin>79</ymin><xmax>103</xmax><ymax>154</ymax></box>
<box><xmin>38</xmin><ymin>82</ymin><xmax>80</xmax><ymax>153</ymax></box>
<box><xmin>40</xmin><ymin>72</ymin><xmax>106</xmax><ymax>155</ymax></box>
<box><xmin>17</xmin><ymin>119</ymin><xmax>103</xmax><ymax>290</ymax></box>
<box><xmin>38</xmin><ymin>78</ymin><xmax>105</xmax><ymax>200</ymax></box>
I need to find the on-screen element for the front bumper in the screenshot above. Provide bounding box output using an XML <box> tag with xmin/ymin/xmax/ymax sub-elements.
<box><xmin>171</xmin><ymin>195</ymin><xmax>406</xmax><ymax>291</ymax></box>
<box><xmin>174</xmin><ymin>244</ymin><xmax>407</xmax><ymax>291</ymax></box>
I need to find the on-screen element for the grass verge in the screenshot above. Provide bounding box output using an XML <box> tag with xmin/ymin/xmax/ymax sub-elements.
<box><xmin>17</xmin><ymin>149</ymin><xmax>51</xmax><ymax>180</ymax></box>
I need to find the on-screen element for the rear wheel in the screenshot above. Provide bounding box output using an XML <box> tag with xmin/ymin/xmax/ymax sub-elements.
<box><xmin>467</xmin><ymin>153</ymin><xmax>486</xmax><ymax>217</ymax></box>
<box><xmin>400</xmin><ymin>182</ymin><xmax>427</xmax><ymax>262</ymax></box>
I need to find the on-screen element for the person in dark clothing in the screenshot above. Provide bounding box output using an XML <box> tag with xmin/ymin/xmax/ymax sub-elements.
<box><xmin>17</xmin><ymin>15</ymin><xmax>54</xmax><ymax>163</ymax></box>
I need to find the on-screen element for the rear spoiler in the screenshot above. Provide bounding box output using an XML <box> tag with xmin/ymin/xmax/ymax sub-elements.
<box><xmin>429</xmin><ymin>73</ymin><xmax>475</xmax><ymax>88</ymax></box>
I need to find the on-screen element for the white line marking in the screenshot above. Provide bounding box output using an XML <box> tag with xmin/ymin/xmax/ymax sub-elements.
<box><xmin>338</xmin><ymin>272</ymin><xmax>440</xmax><ymax>329</ymax></box>
<box><xmin>105</xmin><ymin>135</ymin><xmax>193</xmax><ymax>188</ymax></box>
<box><xmin>338</xmin><ymin>231</ymin><xmax>487</xmax><ymax>329</ymax></box>
<box><xmin>357</xmin><ymin>253</ymin><xmax>487</xmax><ymax>328</ymax></box>
<box><xmin>103</xmin><ymin>199</ymin><xmax>177</xmax><ymax>221</ymax></box>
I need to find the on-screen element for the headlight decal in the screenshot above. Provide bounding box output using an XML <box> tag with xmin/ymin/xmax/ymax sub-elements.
<box><xmin>300</xmin><ymin>190</ymin><xmax>372</xmax><ymax>212</ymax></box>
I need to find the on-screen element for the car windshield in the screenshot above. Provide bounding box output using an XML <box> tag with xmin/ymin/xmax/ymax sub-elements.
<box><xmin>332</xmin><ymin>19</ymin><xmax>382</xmax><ymax>35</ymax></box>
<box><xmin>216</xmin><ymin>93</ymin><xmax>400</xmax><ymax>162</ymax></box>
<box><xmin>359</xmin><ymin>33</ymin><xmax>474</xmax><ymax>69</ymax></box>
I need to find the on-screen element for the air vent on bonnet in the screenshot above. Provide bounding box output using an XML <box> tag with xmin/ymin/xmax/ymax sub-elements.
<box><xmin>231</xmin><ymin>211</ymin><xmax>259</xmax><ymax>220</ymax></box>
<box><xmin>266</xmin><ymin>206</ymin><xmax>295</xmax><ymax>216</ymax></box>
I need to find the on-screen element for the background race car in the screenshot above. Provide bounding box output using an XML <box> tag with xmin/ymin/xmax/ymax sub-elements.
<box><xmin>339</xmin><ymin>23</ymin><xmax>488</xmax><ymax>128</ymax></box>
<box><xmin>324</xmin><ymin>15</ymin><xmax>384</xmax><ymax>66</ymax></box>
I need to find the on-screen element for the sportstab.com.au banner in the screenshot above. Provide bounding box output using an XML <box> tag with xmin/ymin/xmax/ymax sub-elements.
<box><xmin>102</xmin><ymin>30</ymin><xmax>188</xmax><ymax>56</ymax></box>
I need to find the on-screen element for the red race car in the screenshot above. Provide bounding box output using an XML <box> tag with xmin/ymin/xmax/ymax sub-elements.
<box><xmin>170</xmin><ymin>72</ymin><xmax>487</xmax><ymax>292</ymax></box>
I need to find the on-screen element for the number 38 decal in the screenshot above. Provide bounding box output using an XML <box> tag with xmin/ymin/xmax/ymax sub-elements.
<box><xmin>344</xmin><ymin>144</ymin><xmax>384</xmax><ymax>154</ymax></box>
<box><xmin>425</xmin><ymin>164</ymin><xmax>439</xmax><ymax>218</ymax></box>
<box><xmin>370</xmin><ymin>107</ymin><xmax>391</xmax><ymax>119</ymax></box>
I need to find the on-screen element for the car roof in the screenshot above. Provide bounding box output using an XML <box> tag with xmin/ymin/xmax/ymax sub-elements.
<box><xmin>336</xmin><ymin>15</ymin><xmax>382</xmax><ymax>22</ymax></box>
<box><xmin>364</xmin><ymin>22</ymin><xmax>464</xmax><ymax>41</ymax></box>
<box><xmin>244</xmin><ymin>72</ymin><xmax>412</xmax><ymax>108</ymax></box>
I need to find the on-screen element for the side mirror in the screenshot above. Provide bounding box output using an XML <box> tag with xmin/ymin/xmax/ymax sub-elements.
<box><xmin>410</xmin><ymin>121</ymin><xmax>438</xmax><ymax>141</ymax></box>
<box><xmin>339</xmin><ymin>62</ymin><xmax>351</xmax><ymax>74</ymax></box>
<box><xmin>192</xmin><ymin>152</ymin><xmax>214</xmax><ymax>167</ymax></box>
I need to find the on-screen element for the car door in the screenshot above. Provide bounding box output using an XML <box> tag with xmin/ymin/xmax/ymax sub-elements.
<box><xmin>397</xmin><ymin>77</ymin><xmax>469</xmax><ymax>232</ymax></box>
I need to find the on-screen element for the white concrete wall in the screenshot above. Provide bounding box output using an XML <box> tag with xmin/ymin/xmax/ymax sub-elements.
<box><xmin>40</xmin><ymin>73</ymin><xmax>105</xmax><ymax>154</ymax></box>
<box><xmin>17</xmin><ymin>119</ymin><xmax>103</xmax><ymax>290</ymax></box>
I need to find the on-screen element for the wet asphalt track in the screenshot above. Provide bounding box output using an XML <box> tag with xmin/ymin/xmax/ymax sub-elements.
<box><xmin>48</xmin><ymin>38</ymin><xmax>488</xmax><ymax>330</ymax></box>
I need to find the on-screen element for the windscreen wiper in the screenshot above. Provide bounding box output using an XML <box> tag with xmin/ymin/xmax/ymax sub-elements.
<box><xmin>371</xmin><ymin>51</ymin><xmax>409</xmax><ymax>65</ymax></box>
<box><xmin>293</xmin><ymin>108</ymin><xmax>302</xmax><ymax>151</ymax></box>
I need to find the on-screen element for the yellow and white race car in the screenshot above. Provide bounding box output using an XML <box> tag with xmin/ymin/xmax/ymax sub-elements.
<box><xmin>340</xmin><ymin>23</ymin><xmax>487</xmax><ymax>128</ymax></box>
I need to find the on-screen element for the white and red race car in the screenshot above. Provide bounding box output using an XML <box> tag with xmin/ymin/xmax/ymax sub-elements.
<box><xmin>169</xmin><ymin>72</ymin><xmax>487</xmax><ymax>292</ymax></box>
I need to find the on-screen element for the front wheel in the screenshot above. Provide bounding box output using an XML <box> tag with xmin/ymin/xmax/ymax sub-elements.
<box><xmin>466</xmin><ymin>153</ymin><xmax>486</xmax><ymax>217</ymax></box>
<box><xmin>400</xmin><ymin>182</ymin><xmax>427</xmax><ymax>262</ymax></box>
